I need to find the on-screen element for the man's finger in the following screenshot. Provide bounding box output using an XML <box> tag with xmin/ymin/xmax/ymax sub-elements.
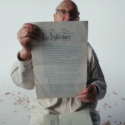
<box><xmin>79</xmin><ymin>96</ymin><xmax>97</xmax><ymax>103</ymax></box>
<box><xmin>19</xmin><ymin>37</ymin><xmax>37</xmax><ymax>46</ymax></box>
<box><xmin>22</xmin><ymin>23</ymin><xmax>33</xmax><ymax>29</ymax></box>
<box><xmin>22</xmin><ymin>23</ymin><xmax>41</xmax><ymax>34</ymax></box>
<box><xmin>77</xmin><ymin>91</ymin><xmax>96</xmax><ymax>100</ymax></box>
<box><xmin>87</xmin><ymin>85</ymin><xmax>94</xmax><ymax>92</ymax></box>
<box><xmin>18</xmin><ymin>30</ymin><xmax>40</xmax><ymax>39</ymax></box>
<box><xmin>78</xmin><ymin>85</ymin><xmax>94</xmax><ymax>95</ymax></box>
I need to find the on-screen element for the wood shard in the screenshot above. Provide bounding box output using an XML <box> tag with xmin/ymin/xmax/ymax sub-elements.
<box><xmin>121</xmin><ymin>98</ymin><xmax>125</xmax><ymax>100</ymax></box>
<box><xmin>102</xmin><ymin>121</ymin><xmax>111</xmax><ymax>125</ymax></box>
<box><xmin>13</xmin><ymin>94</ymin><xmax>30</xmax><ymax>110</ymax></box>
<box><xmin>115</xmin><ymin>103</ymin><xmax>117</xmax><ymax>106</ymax></box>
<box><xmin>0</xmin><ymin>100</ymin><xmax>3</xmax><ymax>102</ymax></box>
<box><xmin>107</xmin><ymin>116</ymin><xmax>111</xmax><ymax>117</ymax></box>
<box><xmin>5</xmin><ymin>92</ymin><xmax>10</xmax><ymax>95</ymax></box>
<box><xmin>112</xmin><ymin>91</ymin><xmax>117</xmax><ymax>94</ymax></box>
<box><xmin>103</xmin><ymin>103</ymin><xmax>111</xmax><ymax>109</ymax></box>
<box><xmin>3</xmin><ymin>91</ymin><xmax>31</xmax><ymax>112</ymax></box>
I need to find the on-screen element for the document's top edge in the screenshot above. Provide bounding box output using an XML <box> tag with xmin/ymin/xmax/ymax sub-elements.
<box><xmin>29</xmin><ymin>21</ymin><xmax>88</xmax><ymax>24</ymax></box>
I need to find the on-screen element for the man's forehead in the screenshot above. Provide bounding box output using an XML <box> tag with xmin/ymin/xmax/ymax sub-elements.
<box><xmin>58</xmin><ymin>1</ymin><xmax>78</xmax><ymax>11</ymax></box>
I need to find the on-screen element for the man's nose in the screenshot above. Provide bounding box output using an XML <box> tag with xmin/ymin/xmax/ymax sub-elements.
<box><xmin>65</xmin><ymin>12</ymin><xmax>72</xmax><ymax>20</ymax></box>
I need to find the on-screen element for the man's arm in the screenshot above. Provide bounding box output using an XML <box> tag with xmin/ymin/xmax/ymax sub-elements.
<box><xmin>11</xmin><ymin>23</ymin><xmax>41</xmax><ymax>90</ymax></box>
<box><xmin>11</xmin><ymin>52</ymin><xmax>34</xmax><ymax>90</ymax></box>
<box><xmin>77</xmin><ymin>43</ymin><xmax>107</xmax><ymax>102</ymax></box>
<box><xmin>87</xmin><ymin>61</ymin><xmax>106</xmax><ymax>100</ymax></box>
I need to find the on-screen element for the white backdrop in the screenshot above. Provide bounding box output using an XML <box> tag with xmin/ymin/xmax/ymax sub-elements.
<box><xmin>0</xmin><ymin>0</ymin><xmax>125</xmax><ymax>124</ymax></box>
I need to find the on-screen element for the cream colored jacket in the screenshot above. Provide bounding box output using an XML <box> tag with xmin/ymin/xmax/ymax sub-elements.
<box><xmin>11</xmin><ymin>43</ymin><xmax>107</xmax><ymax>125</ymax></box>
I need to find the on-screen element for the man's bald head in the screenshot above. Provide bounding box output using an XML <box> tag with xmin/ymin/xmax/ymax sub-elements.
<box><xmin>56</xmin><ymin>0</ymin><xmax>79</xmax><ymax>15</ymax></box>
<box><xmin>54</xmin><ymin>0</ymin><xmax>80</xmax><ymax>21</ymax></box>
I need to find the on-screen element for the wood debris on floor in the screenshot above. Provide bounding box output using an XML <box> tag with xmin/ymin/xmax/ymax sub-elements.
<box><xmin>102</xmin><ymin>121</ymin><xmax>111</xmax><ymax>125</ymax></box>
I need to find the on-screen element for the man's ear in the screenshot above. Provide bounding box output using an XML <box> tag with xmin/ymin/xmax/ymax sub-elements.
<box><xmin>53</xmin><ymin>14</ymin><xmax>56</xmax><ymax>22</ymax></box>
<box><xmin>77</xmin><ymin>17</ymin><xmax>80</xmax><ymax>21</ymax></box>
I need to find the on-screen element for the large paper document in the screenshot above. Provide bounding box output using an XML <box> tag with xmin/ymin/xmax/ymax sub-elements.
<box><xmin>43</xmin><ymin>110</ymin><xmax>92</xmax><ymax>125</ymax></box>
<box><xmin>31</xmin><ymin>21</ymin><xmax>88</xmax><ymax>98</ymax></box>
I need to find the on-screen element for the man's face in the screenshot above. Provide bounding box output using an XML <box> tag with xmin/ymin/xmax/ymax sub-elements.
<box><xmin>54</xmin><ymin>1</ymin><xmax>79</xmax><ymax>22</ymax></box>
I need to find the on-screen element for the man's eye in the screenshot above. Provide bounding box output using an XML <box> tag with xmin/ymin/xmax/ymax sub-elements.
<box><xmin>71</xmin><ymin>12</ymin><xmax>76</xmax><ymax>15</ymax></box>
<box><xmin>61</xmin><ymin>10</ymin><xmax>66</xmax><ymax>14</ymax></box>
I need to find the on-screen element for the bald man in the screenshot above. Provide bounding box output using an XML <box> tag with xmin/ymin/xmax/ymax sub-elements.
<box><xmin>11</xmin><ymin>0</ymin><xmax>107</xmax><ymax>125</ymax></box>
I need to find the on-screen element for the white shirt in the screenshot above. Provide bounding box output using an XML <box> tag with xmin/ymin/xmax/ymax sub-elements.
<box><xmin>11</xmin><ymin>43</ymin><xmax>107</xmax><ymax>125</ymax></box>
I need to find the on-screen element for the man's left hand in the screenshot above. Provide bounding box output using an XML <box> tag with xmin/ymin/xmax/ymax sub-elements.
<box><xmin>77</xmin><ymin>85</ymin><xmax>97</xmax><ymax>102</ymax></box>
